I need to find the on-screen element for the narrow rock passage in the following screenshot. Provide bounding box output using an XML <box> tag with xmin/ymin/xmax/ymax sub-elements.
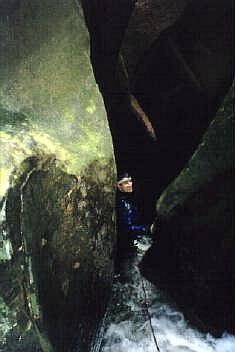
<box><xmin>98</xmin><ymin>237</ymin><xmax>235</xmax><ymax>352</ymax></box>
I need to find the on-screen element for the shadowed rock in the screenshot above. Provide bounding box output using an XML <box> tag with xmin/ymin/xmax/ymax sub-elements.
<box><xmin>140</xmin><ymin>94</ymin><xmax>234</xmax><ymax>334</ymax></box>
<box><xmin>1</xmin><ymin>155</ymin><xmax>115</xmax><ymax>351</ymax></box>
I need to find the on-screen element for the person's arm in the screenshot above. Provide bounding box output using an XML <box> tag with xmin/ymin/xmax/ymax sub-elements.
<box><xmin>120</xmin><ymin>199</ymin><xmax>150</xmax><ymax>236</ymax></box>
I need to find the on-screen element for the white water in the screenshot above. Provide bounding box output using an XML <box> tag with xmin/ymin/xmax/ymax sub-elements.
<box><xmin>100</xmin><ymin>237</ymin><xmax>235</xmax><ymax>352</ymax></box>
<box><xmin>0</xmin><ymin>197</ymin><xmax>13</xmax><ymax>261</ymax></box>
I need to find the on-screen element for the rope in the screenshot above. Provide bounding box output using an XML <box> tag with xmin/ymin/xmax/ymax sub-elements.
<box><xmin>141</xmin><ymin>277</ymin><xmax>161</xmax><ymax>352</ymax></box>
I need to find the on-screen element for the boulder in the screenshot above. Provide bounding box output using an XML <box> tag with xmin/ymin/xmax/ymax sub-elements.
<box><xmin>0</xmin><ymin>1</ymin><xmax>116</xmax><ymax>349</ymax></box>
<box><xmin>1</xmin><ymin>155</ymin><xmax>115</xmax><ymax>351</ymax></box>
<box><xmin>141</xmin><ymin>90</ymin><xmax>234</xmax><ymax>334</ymax></box>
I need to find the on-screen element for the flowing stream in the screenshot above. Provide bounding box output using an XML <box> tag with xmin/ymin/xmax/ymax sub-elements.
<box><xmin>97</xmin><ymin>237</ymin><xmax>235</xmax><ymax>352</ymax></box>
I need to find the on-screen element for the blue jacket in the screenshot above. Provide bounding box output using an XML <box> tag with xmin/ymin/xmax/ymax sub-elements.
<box><xmin>117</xmin><ymin>192</ymin><xmax>150</xmax><ymax>238</ymax></box>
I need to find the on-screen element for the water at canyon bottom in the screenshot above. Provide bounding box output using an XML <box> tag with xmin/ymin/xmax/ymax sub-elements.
<box><xmin>98</xmin><ymin>237</ymin><xmax>235</xmax><ymax>352</ymax></box>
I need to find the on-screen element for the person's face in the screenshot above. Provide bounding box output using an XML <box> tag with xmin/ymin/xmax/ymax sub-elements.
<box><xmin>118</xmin><ymin>178</ymin><xmax>133</xmax><ymax>193</ymax></box>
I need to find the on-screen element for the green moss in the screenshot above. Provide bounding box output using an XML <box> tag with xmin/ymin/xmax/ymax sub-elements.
<box><xmin>0</xmin><ymin>1</ymin><xmax>116</xmax><ymax>349</ymax></box>
<box><xmin>0</xmin><ymin>0</ymin><xmax>114</xmax><ymax>198</ymax></box>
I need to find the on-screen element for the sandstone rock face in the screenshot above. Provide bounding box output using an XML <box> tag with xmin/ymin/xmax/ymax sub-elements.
<box><xmin>1</xmin><ymin>155</ymin><xmax>115</xmax><ymax>352</ymax></box>
<box><xmin>81</xmin><ymin>0</ymin><xmax>233</xmax><ymax>220</ymax></box>
<box><xmin>82</xmin><ymin>1</ymin><xmax>233</xmax><ymax>335</ymax></box>
<box><xmin>0</xmin><ymin>1</ymin><xmax>116</xmax><ymax>350</ymax></box>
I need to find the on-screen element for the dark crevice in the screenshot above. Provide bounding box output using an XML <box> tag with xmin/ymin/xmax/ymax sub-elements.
<box><xmin>81</xmin><ymin>0</ymin><xmax>234</xmax><ymax>335</ymax></box>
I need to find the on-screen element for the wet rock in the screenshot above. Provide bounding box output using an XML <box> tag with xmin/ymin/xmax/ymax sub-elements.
<box><xmin>141</xmin><ymin>92</ymin><xmax>234</xmax><ymax>335</ymax></box>
<box><xmin>1</xmin><ymin>155</ymin><xmax>116</xmax><ymax>351</ymax></box>
<box><xmin>82</xmin><ymin>0</ymin><xmax>233</xmax><ymax>221</ymax></box>
<box><xmin>0</xmin><ymin>1</ymin><xmax>116</xmax><ymax>349</ymax></box>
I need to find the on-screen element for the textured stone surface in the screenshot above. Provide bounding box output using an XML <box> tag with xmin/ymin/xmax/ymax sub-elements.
<box><xmin>121</xmin><ymin>0</ymin><xmax>188</xmax><ymax>82</ymax></box>
<box><xmin>0</xmin><ymin>1</ymin><xmax>116</xmax><ymax>350</ymax></box>
<box><xmin>1</xmin><ymin>155</ymin><xmax>115</xmax><ymax>351</ymax></box>
<box><xmin>141</xmin><ymin>90</ymin><xmax>234</xmax><ymax>334</ymax></box>
<box><xmin>82</xmin><ymin>0</ymin><xmax>233</xmax><ymax>221</ymax></box>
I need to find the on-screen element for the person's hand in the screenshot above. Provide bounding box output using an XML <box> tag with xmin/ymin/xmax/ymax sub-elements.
<box><xmin>150</xmin><ymin>221</ymin><xmax>157</xmax><ymax>235</ymax></box>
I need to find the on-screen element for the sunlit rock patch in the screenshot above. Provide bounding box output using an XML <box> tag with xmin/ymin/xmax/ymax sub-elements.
<box><xmin>0</xmin><ymin>0</ymin><xmax>116</xmax><ymax>351</ymax></box>
<box><xmin>0</xmin><ymin>0</ymin><xmax>113</xmax><ymax>198</ymax></box>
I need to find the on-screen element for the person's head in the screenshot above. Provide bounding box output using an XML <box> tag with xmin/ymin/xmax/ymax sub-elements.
<box><xmin>117</xmin><ymin>173</ymin><xmax>133</xmax><ymax>193</ymax></box>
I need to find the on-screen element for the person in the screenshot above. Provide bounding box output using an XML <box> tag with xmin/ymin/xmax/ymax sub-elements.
<box><xmin>116</xmin><ymin>172</ymin><xmax>155</xmax><ymax>260</ymax></box>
